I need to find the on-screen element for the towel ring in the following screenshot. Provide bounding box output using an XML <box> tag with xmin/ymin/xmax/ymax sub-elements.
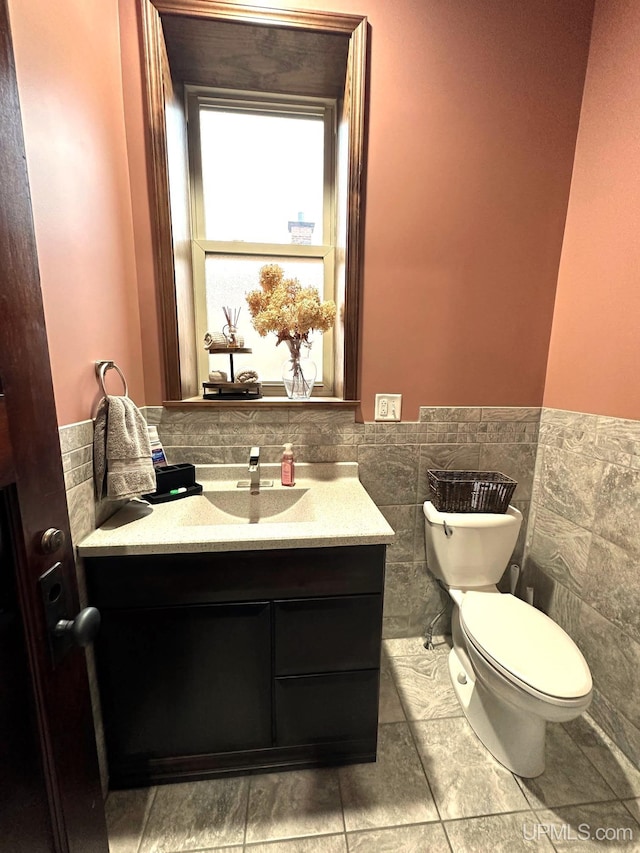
<box><xmin>95</xmin><ymin>360</ymin><xmax>129</xmax><ymax>397</ymax></box>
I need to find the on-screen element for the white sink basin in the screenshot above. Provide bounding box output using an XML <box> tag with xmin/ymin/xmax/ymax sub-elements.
<box><xmin>201</xmin><ymin>488</ymin><xmax>314</xmax><ymax>525</ymax></box>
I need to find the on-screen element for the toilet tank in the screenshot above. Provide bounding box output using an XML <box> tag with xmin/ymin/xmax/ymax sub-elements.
<box><xmin>423</xmin><ymin>502</ymin><xmax>522</xmax><ymax>588</ymax></box>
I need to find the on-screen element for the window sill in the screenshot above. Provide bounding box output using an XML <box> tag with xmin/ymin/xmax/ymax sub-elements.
<box><xmin>164</xmin><ymin>396</ymin><xmax>360</xmax><ymax>411</ymax></box>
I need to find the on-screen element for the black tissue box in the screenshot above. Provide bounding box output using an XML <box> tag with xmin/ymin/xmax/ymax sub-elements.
<box><xmin>142</xmin><ymin>463</ymin><xmax>203</xmax><ymax>503</ymax></box>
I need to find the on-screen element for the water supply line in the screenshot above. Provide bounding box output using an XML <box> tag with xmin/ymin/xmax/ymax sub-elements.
<box><xmin>424</xmin><ymin>578</ymin><xmax>450</xmax><ymax>651</ymax></box>
<box><xmin>509</xmin><ymin>563</ymin><xmax>520</xmax><ymax>596</ymax></box>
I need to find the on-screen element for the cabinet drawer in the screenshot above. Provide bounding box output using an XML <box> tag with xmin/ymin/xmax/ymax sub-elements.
<box><xmin>274</xmin><ymin>595</ymin><xmax>382</xmax><ymax>675</ymax></box>
<box><xmin>85</xmin><ymin>544</ymin><xmax>385</xmax><ymax>608</ymax></box>
<box><xmin>275</xmin><ymin>670</ymin><xmax>379</xmax><ymax>746</ymax></box>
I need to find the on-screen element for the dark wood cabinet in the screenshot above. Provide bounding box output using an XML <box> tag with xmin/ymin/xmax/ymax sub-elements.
<box><xmin>85</xmin><ymin>544</ymin><xmax>385</xmax><ymax>787</ymax></box>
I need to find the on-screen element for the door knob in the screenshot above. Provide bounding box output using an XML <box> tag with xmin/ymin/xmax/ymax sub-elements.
<box><xmin>41</xmin><ymin>527</ymin><xmax>66</xmax><ymax>554</ymax></box>
<box><xmin>54</xmin><ymin>607</ymin><xmax>101</xmax><ymax>647</ymax></box>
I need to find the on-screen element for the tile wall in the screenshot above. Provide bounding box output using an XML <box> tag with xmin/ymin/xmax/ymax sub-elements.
<box><xmin>61</xmin><ymin>405</ymin><xmax>540</xmax><ymax>638</ymax></box>
<box><xmin>145</xmin><ymin>404</ymin><xmax>539</xmax><ymax>638</ymax></box>
<box><xmin>522</xmin><ymin>408</ymin><xmax>640</xmax><ymax>771</ymax></box>
<box><xmin>60</xmin><ymin>418</ymin><xmax>122</xmax><ymax>547</ymax></box>
<box><xmin>59</xmin><ymin>403</ymin><xmax>640</xmax><ymax>772</ymax></box>
<box><xmin>59</xmin><ymin>418</ymin><xmax>95</xmax><ymax>544</ymax></box>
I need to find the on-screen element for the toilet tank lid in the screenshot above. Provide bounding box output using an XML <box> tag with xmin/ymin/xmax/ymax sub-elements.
<box><xmin>423</xmin><ymin>501</ymin><xmax>522</xmax><ymax>528</ymax></box>
<box><xmin>460</xmin><ymin>592</ymin><xmax>592</xmax><ymax>699</ymax></box>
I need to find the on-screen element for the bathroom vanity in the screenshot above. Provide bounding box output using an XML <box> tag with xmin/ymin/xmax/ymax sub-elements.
<box><xmin>78</xmin><ymin>463</ymin><xmax>393</xmax><ymax>787</ymax></box>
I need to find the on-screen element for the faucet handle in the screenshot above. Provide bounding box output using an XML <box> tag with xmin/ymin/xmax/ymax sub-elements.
<box><xmin>249</xmin><ymin>446</ymin><xmax>260</xmax><ymax>464</ymax></box>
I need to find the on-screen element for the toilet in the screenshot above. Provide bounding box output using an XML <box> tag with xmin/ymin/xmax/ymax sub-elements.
<box><xmin>423</xmin><ymin>501</ymin><xmax>592</xmax><ymax>778</ymax></box>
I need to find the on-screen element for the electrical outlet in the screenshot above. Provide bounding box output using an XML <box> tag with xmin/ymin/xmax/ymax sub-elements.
<box><xmin>375</xmin><ymin>393</ymin><xmax>402</xmax><ymax>422</ymax></box>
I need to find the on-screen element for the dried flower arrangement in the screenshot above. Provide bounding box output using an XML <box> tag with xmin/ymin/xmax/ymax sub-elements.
<box><xmin>246</xmin><ymin>264</ymin><xmax>336</xmax><ymax>349</ymax></box>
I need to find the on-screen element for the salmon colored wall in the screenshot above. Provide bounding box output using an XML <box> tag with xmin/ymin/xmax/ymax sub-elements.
<box><xmin>8</xmin><ymin>0</ymin><xmax>146</xmax><ymax>426</ymax></box>
<box><xmin>352</xmin><ymin>0</ymin><xmax>593</xmax><ymax>421</ymax></box>
<box><xmin>543</xmin><ymin>0</ymin><xmax>640</xmax><ymax>420</ymax></box>
<box><xmin>121</xmin><ymin>0</ymin><xmax>594</xmax><ymax>420</ymax></box>
<box><xmin>10</xmin><ymin>0</ymin><xmax>595</xmax><ymax>424</ymax></box>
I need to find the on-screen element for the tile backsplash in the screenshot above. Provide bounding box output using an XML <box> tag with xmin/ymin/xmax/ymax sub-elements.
<box><xmin>147</xmin><ymin>404</ymin><xmax>539</xmax><ymax>639</ymax></box>
<box><xmin>61</xmin><ymin>404</ymin><xmax>539</xmax><ymax>639</ymax></box>
<box><xmin>59</xmin><ymin>418</ymin><xmax>96</xmax><ymax>544</ymax></box>
<box><xmin>60</xmin><ymin>418</ymin><xmax>120</xmax><ymax>546</ymax></box>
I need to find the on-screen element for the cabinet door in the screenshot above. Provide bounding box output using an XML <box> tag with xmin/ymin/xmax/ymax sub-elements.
<box><xmin>275</xmin><ymin>595</ymin><xmax>382</xmax><ymax>675</ymax></box>
<box><xmin>96</xmin><ymin>602</ymin><xmax>271</xmax><ymax>766</ymax></box>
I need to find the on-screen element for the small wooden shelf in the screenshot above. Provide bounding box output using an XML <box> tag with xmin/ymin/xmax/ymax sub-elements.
<box><xmin>202</xmin><ymin>381</ymin><xmax>262</xmax><ymax>401</ymax></box>
<box><xmin>206</xmin><ymin>346</ymin><xmax>260</xmax><ymax>397</ymax></box>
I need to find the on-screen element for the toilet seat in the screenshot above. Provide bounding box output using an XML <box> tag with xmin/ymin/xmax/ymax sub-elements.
<box><xmin>459</xmin><ymin>592</ymin><xmax>592</xmax><ymax>702</ymax></box>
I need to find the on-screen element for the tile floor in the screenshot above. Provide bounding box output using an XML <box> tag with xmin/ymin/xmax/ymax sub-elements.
<box><xmin>106</xmin><ymin>637</ymin><xmax>640</xmax><ymax>852</ymax></box>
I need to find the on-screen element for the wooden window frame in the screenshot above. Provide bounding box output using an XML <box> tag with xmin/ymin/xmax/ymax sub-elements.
<box><xmin>140</xmin><ymin>0</ymin><xmax>368</xmax><ymax>402</ymax></box>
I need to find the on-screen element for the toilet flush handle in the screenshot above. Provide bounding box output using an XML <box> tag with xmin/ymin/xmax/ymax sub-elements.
<box><xmin>443</xmin><ymin>520</ymin><xmax>453</xmax><ymax>538</ymax></box>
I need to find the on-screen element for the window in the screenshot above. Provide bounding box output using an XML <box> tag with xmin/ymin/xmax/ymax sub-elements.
<box><xmin>140</xmin><ymin>1</ymin><xmax>368</xmax><ymax>402</ymax></box>
<box><xmin>187</xmin><ymin>91</ymin><xmax>336</xmax><ymax>394</ymax></box>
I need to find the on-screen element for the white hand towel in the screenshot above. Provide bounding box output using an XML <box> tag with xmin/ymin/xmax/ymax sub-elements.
<box><xmin>94</xmin><ymin>396</ymin><xmax>156</xmax><ymax>500</ymax></box>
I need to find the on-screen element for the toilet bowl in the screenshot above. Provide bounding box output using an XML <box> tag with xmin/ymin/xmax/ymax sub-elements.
<box><xmin>423</xmin><ymin>501</ymin><xmax>592</xmax><ymax>777</ymax></box>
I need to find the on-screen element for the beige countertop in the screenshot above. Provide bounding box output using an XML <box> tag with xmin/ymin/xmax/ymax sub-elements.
<box><xmin>78</xmin><ymin>463</ymin><xmax>395</xmax><ymax>557</ymax></box>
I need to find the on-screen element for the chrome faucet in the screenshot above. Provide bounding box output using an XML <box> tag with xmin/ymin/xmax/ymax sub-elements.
<box><xmin>237</xmin><ymin>446</ymin><xmax>273</xmax><ymax>491</ymax></box>
<box><xmin>249</xmin><ymin>446</ymin><xmax>260</xmax><ymax>493</ymax></box>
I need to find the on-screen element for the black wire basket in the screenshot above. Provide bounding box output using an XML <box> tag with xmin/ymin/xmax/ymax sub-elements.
<box><xmin>427</xmin><ymin>470</ymin><xmax>517</xmax><ymax>513</ymax></box>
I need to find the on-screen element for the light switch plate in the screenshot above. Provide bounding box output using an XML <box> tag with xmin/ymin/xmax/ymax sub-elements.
<box><xmin>375</xmin><ymin>393</ymin><xmax>402</xmax><ymax>422</ymax></box>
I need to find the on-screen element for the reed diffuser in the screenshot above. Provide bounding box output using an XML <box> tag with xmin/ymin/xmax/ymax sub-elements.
<box><xmin>222</xmin><ymin>306</ymin><xmax>241</xmax><ymax>347</ymax></box>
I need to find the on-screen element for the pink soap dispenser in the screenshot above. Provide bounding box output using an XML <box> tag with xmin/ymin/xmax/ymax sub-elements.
<box><xmin>281</xmin><ymin>443</ymin><xmax>295</xmax><ymax>486</ymax></box>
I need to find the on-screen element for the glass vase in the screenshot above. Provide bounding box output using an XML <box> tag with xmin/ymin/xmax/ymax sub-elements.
<box><xmin>282</xmin><ymin>338</ymin><xmax>317</xmax><ymax>399</ymax></box>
